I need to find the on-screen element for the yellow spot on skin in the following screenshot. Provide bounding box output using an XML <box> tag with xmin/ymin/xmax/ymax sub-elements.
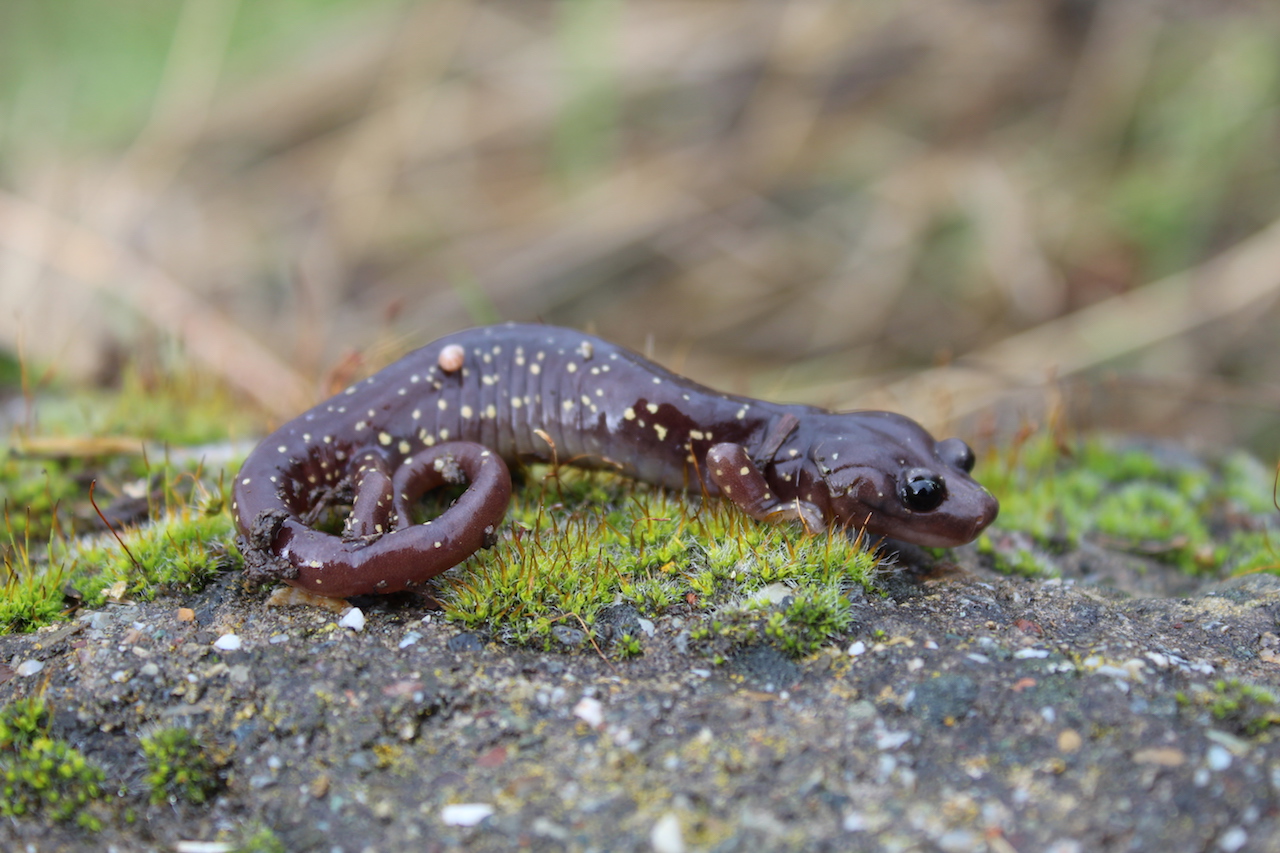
<box><xmin>512</xmin><ymin>397</ymin><xmax>523</xmax><ymax>408</ymax></box>
<box><xmin>690</xmin><ymin>430</ymin><xmax>705</xmax><ymax>440</ymax></box>
<box><xmin>736</xmin><ymin>407</ymin><xmax>747</xmax><ymax>419</ymax></box>
<box><xmin>485</xmin><ymin>404</ymin><xmax>497</xmax><ymax>419</ymax></box>
<box><xmin>241</xmin><ymin>478</ymin><xmax>251</xmax><ymax>486</ymax></box>
<box><xmin>646</xmin><ymin>403</ymin><xmax>658</xmax><ymax>414</ymax></box>
<box><xmin>399</xmin><ymin>441</ymin><xmax>411</xmax><ymax>454</ymax></box>
<box><xmin>714</xmin><ymin>469</ymin><xmax>723</xmax><ymax>477</ymax></box>
<box><xmin>355</xmin><ymin>421</ymin><xmax>368</xmax><ymax>431</ymax></box>
<box><xmin>378</xmin><ymin>432</ymin><xmax>392</xmax><ymax>446</ymax></box>
<box><xmin>277</xmin><ymin>445</ymin><xmax>287</xmax><ymax>453</ymax></box>
<box><xmin>425</xmin><ymin>435</ymin><xmax>436</xmax><ymax>446</ymax></box>
<box><xmin>566</xmin><ymin>362</ymin><xmax>578</xmax><ymax>373</ymax></box>
<box><xmin>581</xmin><ymin>395</ymin><xmax>591</xmax><ymax>406</ymax></box>
<box><xmin>654</xmin><ymin>424</ymin><xmax>668</xmax><ymax>441</ymax></box>
<box><xmin>461</xmin><ymin>405</ymin><xmax>473</xmax><ymax>419</ymax></box>
<box><xmin>739</xmin><ymin>466</ymin><xmax>750</xmax><ymax>476</ymax></box>
<box><xmin>624</xmin><ymin>407</ymin><xmax>636</xmax><ymax>420</ymax></box>
<box><xmin>438</xmin><ymin>399</ymin><xmax>448</xmax><ymax>411</ymax></box>
<box><xmin>562</xmin><ymin>400</ymin><xmax>574</xmax><ymax>411</ymax></box>
<box><xmin>530</xmin><ymin>363</ymin><xmax>541</xmax><ymax>375</ymax></box>
<box><xmin>440</xmin><ymin>429</ymin><xmax>450</xmax><ymax>440</ymax></box>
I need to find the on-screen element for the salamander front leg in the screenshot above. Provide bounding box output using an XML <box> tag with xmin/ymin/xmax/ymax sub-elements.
<box><xmin>706</xmin><ymin>443</ymin><xmax>825</xmax><ymax>533</ymax></box>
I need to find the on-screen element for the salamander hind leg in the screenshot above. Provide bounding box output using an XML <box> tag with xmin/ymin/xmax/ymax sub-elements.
<box><xmin>706</xmin><ymin>443</ymin><xmax>825</xmax><ymax>533</ymax></box>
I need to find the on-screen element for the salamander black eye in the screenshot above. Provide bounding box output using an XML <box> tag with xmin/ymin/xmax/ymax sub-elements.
<box><xmin>900</xmin><ymin>469</ymin><xmax>946</xmax><ymax>513</ymax></box>
<box><xmin>937</xmin><ymin>438</ymin><xmax>976</xmax><ymax>473</ymax></box>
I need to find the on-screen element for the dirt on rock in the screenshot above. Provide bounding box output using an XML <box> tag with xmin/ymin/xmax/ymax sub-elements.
<box><xmin>2</xmin><ymin>550</ymin><xmax>1280</xmax><ymax>852</ymax></box>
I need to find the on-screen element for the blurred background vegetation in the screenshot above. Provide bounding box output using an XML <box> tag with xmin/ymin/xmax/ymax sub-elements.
<box><xmin>2</xmin><ymin>0</ymin><xmax>1279</xmax><ymax>454</ymax></box>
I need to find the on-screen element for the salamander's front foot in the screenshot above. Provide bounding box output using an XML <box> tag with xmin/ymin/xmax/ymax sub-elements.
<box><xmin>706</xmin><ymin>443</ymin><xmax>825</xmax><ymax>533</ymax></box>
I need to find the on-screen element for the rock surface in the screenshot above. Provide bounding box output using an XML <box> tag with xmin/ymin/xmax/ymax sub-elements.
<box><xmin>2</xmin><ymin>560</ymin><xmax>1279</xmax><ymax>852</ymax></box>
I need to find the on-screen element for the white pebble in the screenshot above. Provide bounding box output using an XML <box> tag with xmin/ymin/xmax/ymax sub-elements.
<box><xmin>1218</xmin><ymin>827</ymin><xmax>1248</xmax><ymax>853</ymax></box>
<box><xmin>441</xmin><ymin>803</ymin><xmax>494</xmax><ymax>826</ymax></box>
<box><xmin>399</xmin><ymin>631</ymin><xmax>422</xmax><ymax>649</ymax></box>
<box><xmin>650</xmin><ymin>811</ymin><xmax>685</xmax><ymax>853</ymax></box>
<box><xmin>15</xmin><ymin>660</ymin><xmax>44</xmax><ymax>677</ymax></box>
<box><xmin>213</xmin><ymin>634</ymin><xmax>242</xmax><ymax>651</ymax></box>
<box><xmin>573</xmin><ymin>696</ymin><xmax>604</xmax><ymax>729</ymax></box>
<box><xmin>339</xmin><ymin>608</ymin><xmax>366</xmax><ymax>632</ymax></box>
<box><xmin>1206</xmin><ymin>745</ymin><xmax>1233</xmax><ymax>771</ymax></box>
<box><xmin>847</xmin><ymin>641</ymin><xmax>866</xmax><ymax>657</ymax></box>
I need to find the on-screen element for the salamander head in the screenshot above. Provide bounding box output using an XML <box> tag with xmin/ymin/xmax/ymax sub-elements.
<box><xmin>810</xmin><ymin>412</ymin><xmax>998</xmax><ymax>547</ymax></box>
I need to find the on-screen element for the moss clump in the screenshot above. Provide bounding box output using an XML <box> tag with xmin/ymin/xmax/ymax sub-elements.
<box><xmin>67</xmin><ymin>489</ymin><xmax>237</xmax><ymax>607</ymax></box>
<box><xmin>614</xmin><ymin>632</ymin><xmax>644</xmax><ymax>659</ymax></box>
<box><xmin>233</xmin><ymin>824</ymin><xmax>289</xmax><ymax>853</ymax></box>
<box><xmin>440</xmin><ymin>467</ymin><xmax>879</xmax><ymax>650</ymax></box>
<box><xmin>0</xmin><ymin>696</ymin><xmax>107</xmax><ymax>830</ymax></box>
<box><xmin>1205</xmin><ymin>679</ymin><xmax>1280</xmax><ymax>737</ymax></box>
<box><xmin>688</xmin><ymin>583</ymin><xmax>854</xmax><ymax>661</ymax></box>
<box><xmin>975</xmin><ymin>431</ymin><xmax>1278</xmax><ymax>578</ymax></box>
<box><xmin>140</xmin><ymin>726</ymin><xmax>219</xmax><ymax>805</ymax></box>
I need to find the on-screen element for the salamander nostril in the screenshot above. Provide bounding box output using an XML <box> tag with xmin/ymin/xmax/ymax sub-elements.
<box><xmin>900</xmin><ymin>470</ymin><xmax>947</xmax><ymax>513</ymax></box>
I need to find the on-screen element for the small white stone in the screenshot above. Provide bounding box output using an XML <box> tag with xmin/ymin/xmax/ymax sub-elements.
<box><xmin>847</xmin><ymin>641</ymin><xmax>867</xmax><ymax>657</ymax></box>
<box><xmin>213</xmin><ymin>634</ymin><xmax>242</xmax><ymax>651</ymax></box>
<box><xmin>651</xmin><ymin>811</ymin><xmax>685</xmax><ymax>853</ymax></box>
<box><xmin>15</xmin><ymin>660</ymin><xmax>44</xmax><ymax>677</ymax></box>
<box><xmin>1218</xmin><ymin>827</ymin><xmax>1248</xmax><ymax>853</ymax></box>
<box><xmin>339</xmin><ymin>608</ymin><xmax>366</xmax><ymax>632</ymax></box>
<box><xmin>573</xmin><ymin>696</ymin><xmax>604</xmax><ymax>729</ymax></box>
<box><xmin>1206</xmin><ymin>745</ymin><xmax>1233</xmax><ymax>771</ymax></box>
<box><xmin>441</xmin><ymin>802</ymin><xmax>494</xmax><ymax>826</ymax></box>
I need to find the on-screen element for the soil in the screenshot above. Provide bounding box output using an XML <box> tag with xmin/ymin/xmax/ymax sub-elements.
<box><xmin>2</xmin><ymin>546</ymin><xmax>1280</xmax><ymax>853</ymax></box>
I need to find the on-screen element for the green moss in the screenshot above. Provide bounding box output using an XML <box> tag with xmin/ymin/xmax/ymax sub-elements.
<box><xmin>614</xmin><ymin>633</ymin><xmax>644</xmax><ymax>659</ymax></box>
<box><xmin>66</xmin><ymin>492</ymin><xmax>238</xmax><ymax>607</ymax></box>
<box><xmin>233</xmin><ymin>824</ymin><xmax>289</xmax><ymax>853</ymax></box>
<box><xmin>140</xmin><ymin>726</ymin><xmax>219</xmax><ymax>806</ymax></box>
<box><xmin>1204</xmin><ymin>680</ymin><xmax>1280</xmax><ymax>736</ymax></box>
<box><xmin>975</xmin><ymin>432</ymin><xmax>1277</xmax><ymax>578</ymax></box>
<box><xmin>0</xmin><ymin>696</ymin><xmax>107</xmax><ymax>831</ymax></box>
<box><xmin>764</xmin><ymin>585</ymin><xmax>854</xmax><ymax>657</ymax></box>
<box><xmin>440</xmin><ymin>467</ymin><xmax>879</xmax><ymax>650</ymax></box>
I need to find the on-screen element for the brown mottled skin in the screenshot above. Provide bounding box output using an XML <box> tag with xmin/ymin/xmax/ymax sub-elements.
<box><xmin>233</xmin><ymin>324</ymin><xmax>998</xmax><ymax>598</ymax></box>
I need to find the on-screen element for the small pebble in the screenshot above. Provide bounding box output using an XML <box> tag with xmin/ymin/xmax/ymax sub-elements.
<box><xmin>339</xmin><ymin>608</ymin><xmax>366</xmax><ymax>632</ymax></box>
<box><xmin>573</xmin><ymin>696</ymin><xmax>605</xmax><ymax>729</ymax></box>
<box><xmin>15</xmin><ymin>660</ymin><xmax>44</xmax><ymax>677</ymax></box>
<box><xmin>650</xmin><ymin>811</ymin><xmax>685</xmax><ymax>853</ymax></box>
<box><xmin>848</xmin><ymin>641</ymin><xmax>867</xmax><ymax>656</ymax></box>
<box><xmin>213</xmin><ymin>633</ymin><xmax>242</xmax><ymax>651</ymax></box>
<box><xmin>441</xmin><ymin>803</ymin><xmax>494</xmax><ymax>826</ymax></box>
<box><xmin>399</xmin><ymin>631</ymin><xmax>422</xmax><ymax>649</ymax></box>
<box><xmin>1218</xmin><ymin>827</ymin><xmax>1248</xmax><ymax>853</ymax></box>
<box><xmin>438</xmin><ymin>344</ymin><xmax>466</xmax><ymax>373</ymax></box>
<box><xmin>1206</xmin><ymin>745</ymin><xmax>1232</xmax><ymax>771</ymax></box>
